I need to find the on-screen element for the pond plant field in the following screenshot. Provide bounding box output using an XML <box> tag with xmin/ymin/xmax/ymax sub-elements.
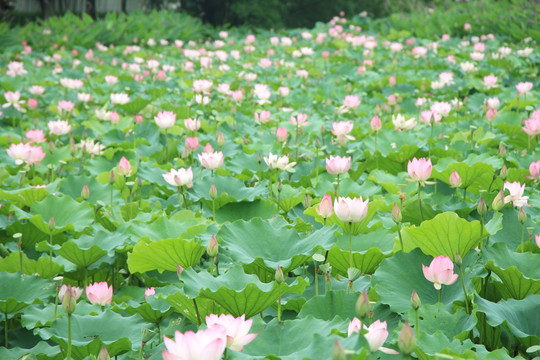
<box><xmin>0</xmin><ymin>8</ymin><xmax>539</xmax><ymax>360</ymax></box>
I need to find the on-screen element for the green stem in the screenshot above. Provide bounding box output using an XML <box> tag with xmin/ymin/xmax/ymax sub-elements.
<box><xmin>110</xmin><ymin>184</ymin><xmax>113</xmax><ymax>209</ymax></box>
<box><xmin>209</xmin><ymin>256</ymin><xmax>214</xmax><ymax>276</ymax></box>
<box><xmin>4</xmin><ymin>312</ymin><xmax>8</xmax><ymax>349</ymax></box>
<box><xmin>164</xmin><ymin>129</ymin><xmax>168</xmax><ymax>163</ymax></box>
<box><xmin>314</xmin><ymin>265</ymin><xmax>319</xmax><ymax>296</ymax></box>
<box><xmin>66</xmin><ymin>313</ymin><xmax>72</xmax><ymax>360</ymax></box>
<box><xmin>521</xmin><ymin>222</ymin><xmax>525</xmax><ymax>252</ymax></box>
<box><xmin>429</xmin><ymin>122</ymin><xmax>434</xmax><ymax>157</ymax></box>
<box><xmin>415</xmin><ymin>309</ymin><xmax>419</xmax><ymax>339</ymax></box>
<box><xmin>348</xmin><ymin>222</ymin><xmax>353</xmax><ymax>269</ymax></box>
<box><xmin>54</xmin><ymin>289</ymin><xmax>59</xmax><ymax>320</ymax></box>
<box><xmin>418</xmin><ymin>182</ymin><xmax>424</xmax><ymax>222</ymax></box>
<box><xmin>336</xmin><ymin>174</ymin><xmax>340</xmax><ymax>198</ymax></box>
<box><xmin>397</xmin><ymin>222</ymin><xmax>404</xmax><ymax>251</ymax></box>
<box><xmin>277</xmin><ymin>287</ymin><xmax>282</xmax><ymax>322</ymax></box>
<box><xmin>212</xmin><ymin>199</ymin><xmax>216</xmax><ymax>221</ymax></box>
<box><xmin>192</xmin><ymin>299</ymin><xmax>201</xmax><ymax>327</ymax></box>
<box><xmin>458</xmin><ymin>264</ymin><xmax>470</xmax><ymax>314</ymax></box>
<box><xmin>438</xmin><ymin>288</ymin><xmax>442</xmax><ymax>303</ymax></box>
<box><xmin>138</xmin><ymin>342</ymin><xmax>145</xmax><ymax>360</ymax></box>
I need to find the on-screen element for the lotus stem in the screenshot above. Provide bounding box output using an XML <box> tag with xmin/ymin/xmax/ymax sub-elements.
<box><xmin>521</xmin><ymin>222</ymin><xmax>525</xmax><ymax>252</ymax></box>
<box><xmin>348</xmin><ymin>222</ymin><xmax>353</xmax><ymax>269</ymax></box>
<box><xmin>192</xmin><ymin>299</ymin><xmax>201</xmax><ymax>327</ymax></box>
<box><xmin>415</xmin><ymin>309</ymin><xmax>419</xmax><ymax>338</ymax></box>
<box><xmin>397</xmin><ymin>222</ymin><xmax>404</xmax><ymax>251</ymax></box>
<box><xmin>277</xmin><ymin>286</ymin><xmax>282</xmax><ymax>323</ymax></box>
<box><xmin>438</xmin><ymin>288</ymin><xmax>442</xmax><ymax>303</ymax></box>
<box><xmin>458</xmin><ymin>263</ymin><xmax>470</xmax><ymax>314</ymax></box>
<box><xmin>418</xmin><ymin>182</ymin><xmax>424</xmax><ymax>222</ymax></box>
<box><xmin>4</xmin><ymin>311</ymin><xmax>8</xmax><ymax>348</ymax></box>
<box><xmin>314</xmin><ymin>265</ymin><xmax>319</xmax><ymax>296</ymax></box>
<box><xmin>66</xmin><ymin>313</ymin><xmax>72</xmax><ymax>360</ymax></box>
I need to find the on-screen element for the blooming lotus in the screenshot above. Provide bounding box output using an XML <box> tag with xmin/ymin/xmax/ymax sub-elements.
<box><xmin>316</xmin><ymin>194</ymin><xmax>333</xmax><ymax>218</ymax></box>
<box><xmin>326</xmin><ymin>155</ymin><xmax>351</xmax><ymax>175</ymax></box>
<box><xmin>290</xmin><ymin>113</ymin><xmax>309</xmax><ymax>126</ymax></box>
<box><xmin>392</xmin><ymin>114</ymin><xmax>416</xmax><ymax>130</ymax></box>
<box><xmin>48</xmin><ymin>120</ymin><xmax>71</xmax><ymax>136</ymax></box>
<box><xmin>205</xmin><ymin>314</ymin><xmax>258</xmax><ymax>351</ymax></box>
<box><xmin>331</xmin><ymin>121</ymin><xmax>354</xmax><ymax>145</ymax></box>
<box><xmin>198</xmin><ymin>151</ymin><xmax>224</xmax><ymax>170</ymax></box>
<box><xmin>25</xmin><ymin>129</ymin><xmax>46</xmax><ymax>144</ymax></box>
<box><xmin>348</xmin><ymin>318</ymin><xmax>395</xmax><ymax>353</ymax></box>
<box><xmin>422</xmin><ymin>255</ymin><xmax>458</xmax><ymax>290</ymax></box>
<box><xmin>334</xmin><ymin>196</ymin><xmax>369</xmax><ymax>223</ymax></box>
<box><xmin>163</xmin><ymin>167</ymin><xmax>193</xmax><ymax>188</ymax></box>
<box><xmin>516</xmin><ymin>82</ymin><xmax>533</xmax><ymax>96</ymax></box>
<box><xmin>184</xmin><ymin>118</ymin><xmax>201</xmax><ymax>132</ymax></box>
<box><xmin>110</xmin><ymin>93</ymin><xmax>130</xmax><ymax>105</ymax></box>
<box><xmin>264</xmin><ymin>153</ymin><xmax>296</xmax><ymax>171</ymax></box>
<box><xmin>483</xmin><ymin>75</ymin><xmax>498</xmax><ymax>89</ymax></box>
<box><xmin>163</xmin><ymin>326</ymin><xmax>226</xmax><ymax>360</ymax></box>
<box><xmin>503</xmin><ymin>181</ymin><xmax>528</xmax><ymax>207</ymax></box>
<box><xmin>86</xmin><ymin>281</ymin><xmax>113</xmax><ymax>305</ymax></box>
<box><xmin>117</xmin><ymin>156</ymin><xmax>132</xmax><ymax>176</ymax></box>
<box><xmin>407</xmin><ymin>157</ymin><xmax>432</xmax><ymax>186</ymax></box>
<box><xmin>528</xmin><ymin>161</ymin><xmax>540</xmax><ymax>180</ymax></box>
<box><xmin>155</xmin><ymin>112</ymin><xmax>176</xmax><ymax>130</ymax></box>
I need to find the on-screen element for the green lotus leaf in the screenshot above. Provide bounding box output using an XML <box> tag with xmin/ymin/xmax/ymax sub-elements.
<box><xmin>58</xmin><ymin>174</ymin><xmax>112</xmax><ymax>204</ymax></box>
<box><xmin>371</xmin><ymin>249</ymin><xmax>467</xmax><ymax>313</ymax></box>
<box><xmin>189</xmin><ymin>174</ymin><xmax>268</xmax><ymax>210</ymax></box>
<box><xmin>13</xmin><ymin>195</ymin><xmax>94</xmax><ymax>235</ymax></box>
<box><xmin>121</xmin><ymin>298</ymin><xmax>173</xmax><ymax>324</ymax></box>
<box><xmin>298</xmin><ymin>290</ymin><xmax>359</xmax><ymax>321</ymax></box>
<box><xmin>217</xmin><ymin>217</ymin><xmax>337</xmax><ymax>275</ymax></box>
<box><xmin>432</xmin><ymin>159</ymin><xmax>494</xmax><ymax>194</ymax></box>
<box><xmin>215</xmin><ymin>200</ymin><xmax>279</xmax><ymax>223</ymax></box>
<box><xmin>0</xmin><ymin>186</ymin><xmax>49</xmax><ymax>208</ymax></box>
<box><xmin>401</xmin><ymin>212</ymin><xmax>484</xmax><ymax>261</ymax></box>
<box><xmin>476</xmin><ymin>294</ymin><xmax>540</xmax><ymax>339</ymax></box>
<box><xmin>0</xmin><ymin>272</ymin><xmax>54</xmax><ymax>314</ymax></box>
<box><xmin>35</xmin><ymin>311</ymin><xmax>145</xmax><ymax>359</ymax></box>
<box><xmin>0</xmin><ymin>341</ymin><xmax>62</xmax><ymax>360</ymax></box>
<box><xmin>179</xmin><ymin>265</ymin><xmax>308</xmax><ymax>318</ymax></box>
<box><xmin>127</xmin><ymin>237</ymin><xmax>205</xmax><ymax>274</ymax></box>
<box><xmin>164</xmin><ymin>285</ymin><xmax>226</xmax><ymax>325</ymax></box>
<box><xmin>484</xmin><ymin>243</ymin><xmax>540</xmax><ymax>299</ymax></box>
<box><xmin>0</xmin><ymin>252</ymin><xmax>63</xmax><ymax>278</ymax></box>
<box><xmin>417</xmin><ymin>331</ymin><xmax>476</xmax><ymax>357</ymax></box>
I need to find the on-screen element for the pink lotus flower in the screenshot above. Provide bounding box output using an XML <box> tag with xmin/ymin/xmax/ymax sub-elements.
<box><xmin>420</xmin><ymin>110</ymin><xmax>433</xmax><ymax>124</ymax></box>
<box><xmin>483</xmin><ymin>75</ymin><xmax>498</xmax><ymax>89</ymax></box>
<box><xmin>3</xmin><ymin>91</ymin><xmax>24</xmax><ymax>111</ymax></box>
<box><xmin>163</xmin><ymin>167</ymin><xmax>193</xmax><ymax>188</ymax></box>
<box><xmin>536</xmin><ymin>234</ymin><xmax>540</xmax><ymax>248</ymax></box>
<box><xmin>316</xmin><ymin>194</ymin><xmax>333</xmax><ymax>218</ymax></box>
<box><xmin>57</xmin><ymin>100</ymin><xmax>74</xmax><ymax>112</ymax></box>
<box><xmin>7</xmin><ymin>143</ymin><xmax>31</xmax><ymax>165</ymax></box>
<box><xmin>198</xmin><ymin>151</ymin><xmax>224</xmax><ymax>170</ymax></box>
<box><xmin>422</xmin><ymin>255</ymin><xmax>458</xmax><ymax>290</ymax></box>
<box><xmin>276</xmin><ymin>127</ymin><xmax>288</xmax><ymax>142</ymax></box>
<box><xmin>290</xmin><ymin>113</ymin><xmax>309</xmax><ymax>126</ymax></box>
<box><xmin>117</xmin><ymin>156</ymin><xmax>132</xmax><ymax>176</ymax></box>
<box><xmin>486</xmin><ymin>108</ymin><xmax>497</xmax><ymax>121</ymax></box>
<box><xmin>430</xmin><ymin>102</ymin><xmax>451</xmax><ymax>122</ymax></box>
<box><xmin>254</xmin><ymin>110</ymin><xmax>271</xmax><ymax>124</ymax></box>
<box><xmin>48</xmin><ymin>120</ymin><xmax>71</xmax><ymax>136</ymax></box>
<box><xmin>334</xmin><ymin>196</ymin><xmax>369</xmax><ymax>223</ymax></box>
<box><xmin>26</xmin><ymin>129</ymin><xmax>46</xmax><ymax>144</ymax></box>
<box><xmin>185</xmin><ymin>137</ymin><xmax>199</xmax><ymax>151</ymax></box>
<box><xmin>27</xmin><ymin>145</ymin><xmax>46</xmax><ymax>165</ymax></box>
<box><xmin>516</xmin><ymin>82</ymin><xmax>533</xmax><ymax>96</ymax></box>
<box><xmin>486</xmin><ymin>97</ymin><xmax>499</xmax><ymax>110</ymax></box>
<box><xmin>407</xmin><ymin>157</ymin><xmax>432</xmax><ymax>186</ymax></box>
<box><xmin>348</xmin><ymin>318</ymin><xmax>393</xmax><ymax>353</ymax></box>
<box><xmin>59</xmin><ymin>284</ymin><xmax>83</xmax><ymax>302</ymax></box>
<box><xmin>343</xmin><ymin>95</ymin><xmax>361</xmax><ymax>109</ymax></box>
<box><xmin>86</xmin><ymin>281</ymin><xmax>113</xmax><ymax>305</ymax></box>
<box><xmin>449</xmin><ymin>170</ymin><xmax>462</xmax><ymax>188</ymax></box>
<box><xmin>371</xmin><ymin>115</ymin><xmax>381</xmax><ymax>131</ymax></box>
<box><xmin>27</xmin><ymin>98</ymin><xmax>38</xmax><ymax>109</ymax></box>
<box><xmin>523</xmin><ymin>115</ymin><xmax>540</xmax><ymax>137</ymax></box>
<box><xmin>163</xmin><ymin>326</ymin><xmax>226</xmax><ymax>360</ymax></box>
<box><xmin>205</xmin><ymin>314</ymin><xmax>258</xmax><ymax>351</ymax></box>
<box><xmin>503</xmin><ymin>181</ymin><xmax>528</xmax><ymax>207</ymax></box>
<box><xmin>331</xmin><ymin>121</ymin><xmax>354</xmax><ymax>145</ymax></box>
<box><xmin>29</xmin><ymin>85</ymin><xmax>45</xmax><ymax>95</ymax></box>
<box><xmin>154</xmin><ymin>111</ymin><xmax>176</xmax><ymax>129</ymax></box>
<box><xmin>278</xmin><ymin>87</ymin><xmax>290</xmax><ymax>97</ymax></box>
<box><xmin>184</xmin><ymin>118</ymin><xmax>201</xmax><ymax>132</ymax></box>
<box><xmin>528</xmin><ymin>161</ymin><xmax>540</xmax><ymax>180</ymax></box>
<box><xmin>326</xmin><ymin>155</ymin><xmax>351</xmax><ymax>175</ymax></box>
<box><xmin>145</xmin><ymin>287</ymin><xmax>155</xmax><ymax>300</ymax></box>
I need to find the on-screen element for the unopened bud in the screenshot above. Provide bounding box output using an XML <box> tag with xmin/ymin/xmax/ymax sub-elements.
<box><xmin>48</xmin><ymin>140</ymin><xmax>55</xmax><ymax>153</ymax></box>
<box><xmin>518</xmin><ymin>207</ymin><xmax>527</xmax><ymax>224</ymax></box>
<box><xmin>177</xmin><ymin>264</ymin><xmax>184</xmax><ymax>278</ymax></box>
<box><xmin>411</xmin><ymin>290</ymin><xmax>421</xmax><ymax>310</ymax></box>
<box><xmin>216</xmin><ymin>131</ymin><xmax>225</xmax><ymax>147</ymax></box>
<box><xmin>48</xmin><ymin>216</ymin><xmax>55</xmax><ymax>231</ymax></box>
<box><xmin>449</xmin><ymin>170</ymin><xmax>462</xmax><ymax>188</ymax></box>
<box><xmin>275</xmin><ymin>265</ymin><xmax>285</xmax><ymax>284</ymax></box>
<box><xmin>477</xmin><ymin>198</ymin><xmax>487</xmax><ymax>216</ymax></box>
<box><xmin>398</xmin><ymin>322</ymin><xmax>416</xmax><ymax>355</ymax></box>
<box><xmin>207</xmin><ymin>234</ymin><xmax>219</xmax><ymax>257</ymax></box>
<box><xmin>332</xmin><ymin>340</ymin><xmax>346</xmax><ymax>360</ymax></box>
<box><xmin>499</xmin><ymin>165</ymin><xmax>508</xmax><ymax>180</ymax></box>
<box><xmin>277</xmin><ymin>180</ymin><xmax>282</xmax><ymax>193</ymax></box>
<box><xmin>498</xmin><ymin>143</ymin><xmax>506</xmax><ymax>157</ymax></box>
<box><xmin>108</xmin><ymin>170</ymin><xmax>115</xmax><ymax>184</ymax></box>
<box><xmin>455</xmin><ymin>252</ymin><xmax>462</xmax><ymax>266</ymax></box>
<box><xmin>303</xmin><ymin>194</ymin><xmax>310</xmax><ymax>209</ymax></box>
<box><xmin>97</xmin><ymin>346</ymin><xmax>111</xmax><ymax>360</ymax></box>
<box><xmin>209</xmin><ymin>184</ymin><xmax>217</xmax><ymax>199</ymax></box>
<box><xmin>81</xmin><ymin>184</ymin><xmax>90</xmax><ymax>200</ymax></box>
<box><xmin>355</xmin><ymin>290</ymin><xmax>370</xmax><ymax>318</ymax></box>
<box><xmin>391</xmin><ymin>203</ymin><xmax>402</xmax><ymax>223</ymax></box>
<box><xmin>491</xmin><ymin>190</ymin><xmax>504</xmax><ymax>211</ymax></box>
<box><xmin>258</xmin><ymin>153</ymin><xmax>262</xmax><ymax>164</ymax></box>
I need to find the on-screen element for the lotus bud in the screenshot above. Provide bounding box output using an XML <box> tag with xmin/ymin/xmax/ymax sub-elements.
<box><xmin>498</xmin><ymin>143</ymin><xmax>506</xmax><ymax>157</ymax></box>
<box><xmin>97</xmin><ymin>346</ymin><xmax>111</xmax><ymax>360</ymax></box>
<box><xmin>491</xmin><ymin>190</ymin><xmax>504</xmax><ymax>211</ymax></box>
<box><xmin>216</xmin><ymin>131</ymin><xmax>225</xmax><ymax>147</ymax></box>
<box><xmin>449</xmin><ymin>170</ymin><xmax>462</xmax><ymax>188</ymax></box>
<box><xmin>207</xmin><ymin>234</ymin><xmax>219</xmax><ymax>257</ymax></box>
<box><xmin>48</xmin><ymin>216</ymin><xmax>55</xmax><ymax>232</ymax></box>
<box><xmin>454</xmin><ymin>252</ymin><xmax>462</xmax><ymax>266</ymax></box>
<box><xmin>209</xmin><ymin>183</ymin><xmax>217</xmax><ymax>199</ymax></box>
<box><xmin>391</xmin><ymin>203</ymin><xmax>402</xmax><ymax>223</ymax></box>
<box><xmin>277</xmin><ymin>180</ymin><xmax>282</xmax><ymax>193</ymax></box>
<box><xmin>332</xmin><ymin>340</ymin><xmax>346</xmax><ymax>360</ymax></box>
<box><xmin>398</xmin><ymin>322</ymin><xmax>416</xmax><ymax>355</ymax></box>
<box><xmin>499</xmin><ymin>165</ymin><xmax>507</xmax><ymax>180</ymax></box>
<box><xmin>176</xmin><ymin>264</ymin><xmax>184</xmax><ymax>278</ymax></box>
<box><xmin>355</xmin><ymin>290</ymin><xmax>370</xmax><ymax>318</ymax></box>
<box><xmin>275</xmin><ymin>265</ymin><xmax>285</xmax><ymax>284</ymax></box>
<box><xmin>81</xmin><ymin>184</ymin><xmax>90</xmax><ymax>200</ymax></box>
<box><xmin>303</xmin><ymin>194</ymin><xmax>310</xmax><ymax>209</ymax></box>
<box><xmin>316</xmin><ymin>194</ymin><xmax>333</xmax><ymax>219</ymax></box>
<box><xmin>477</xmin><ymin>198</ymin><xmax>487</xmax><ymax>216</ymax></box>
<box><xmin>258</xmin><ymin>153</ymin><xmax>262</xmax><ymax>164</ymax></box>
<box><xmin>411</xmin><ymin>290</ymin><xmax>421</xmax><ymax>310</ymax></box>
<box><xmin>370</xmin><ymin>114</ymin><xmax>382</xmax><ymax>132</ymax></box>
<box><xmin>108</xmin><ymin>170</ymin><xmax>115</xmax><ymax>184</ymax></box>
<box><xmin>518</xmin><ymin>207</ymin><xmax>527</xmax><ymax>224</ymax></box>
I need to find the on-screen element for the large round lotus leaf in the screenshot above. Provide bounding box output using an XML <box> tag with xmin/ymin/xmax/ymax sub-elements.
<box><xmin>371</xmin><ymin>249</ymin><xmax>467</xmax><ymax>313</ymax></box>
<box><xmin>484</xmin><ymin>243</ymin><xmax>540</xmax><ymax>299</ymax></box>
<box><xmin>401</xmin><ymin>212</ymin><xmax>484</xmax><ymax>261</ymax></box>
<box><xmin>476</xmin><ymin>294</ymin><xmax>540</xmax><ymax>339</ymax></box>
<box><xmin>217</xmin><ymin>216</ymin><xmax>337</xmax><ymax>274</ymax></box>
<box><xmin>298</xmin><ymin>290</ymin><xmax>359</xmax><ymax>321</ymax></box>
<box><xmin>36</xmin><ymin>311</ymin><xmax>145</xmax><ymax>359</ymax></box>
<box><xmin>0</xmin><ymin>272</ymin><xmax>54</xmax><ymax>314</ymax></box>
<box><xmin>0</xmin><ymin>252</ymin><xmax>63</xmax><ymax>279</ymax></box>
<box><xmin>0</xmin><ymin>341</ymin><xmax>62</xmax><ymax>360</ymax></box>
<box><xmin>178</xmin><ymin>265</ymin><xmax>308</xmax><ymax>318</ymax></box>
<box><xmin>12</xmin><ymin>195</ymin><xmax>94</xmax><ymax>235</ymax></box>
